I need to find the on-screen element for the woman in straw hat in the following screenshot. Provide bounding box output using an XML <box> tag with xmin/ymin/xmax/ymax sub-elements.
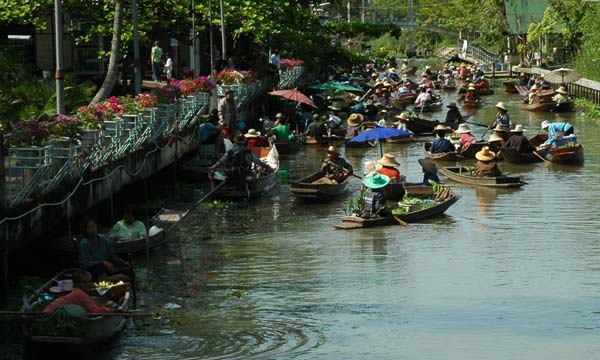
<box><xmin>489</xmin><ymin>102</ymin><xmax>511</xmax><ymax>129</ymax></box>
<box><xmin>244</xmin><ymin>128</ymin><xmax>269</xmax><ymax>147</ymax></box>
<box><xmin>418</xmin><ymin>158</ymin><xmax>440</xmax><ymax>185</ymax></box>
<box><xmin>552</xmin><ymin>86</ymin><xmax>569</xmax><ymax>104</ymax></box>
<box><xmin>376</xmin><ymin>153</ymin><xmax>402</xmax><ymax>183</ymax></box>
<box><xmin>362</xmin><ymin>173</ymin><xmax>392</xmax><ymax>217</ymax></box>
<box><xmin>346</xmin><ymin>113</ymin><xmax>364</xmax><ymax>139</ymax></box>
<box><xmin>454</xmin><ymin>123</ymin><xmax>476</xmax><ymax>149</ymax></box>
<box><xmin>430</xmin><ymin>124</ymin><xmax>455</xmax><ymax>154</ymax></box>
<box><xmin>464</xmin><ymin>83</ymin><xmax>479</xmax><ymax>103</ymax></box>
<box><xmin>394</xmin><ymin>112</ymin><xmax>410</xmax><ymax>132</ymax></box>
<box><xmin>504</xmin><ymin>124</ymin><xmax>535</xmax><ymax>154</ymax></box>
<box><xmin>321</xmin><ymin>145</ymin><xmax>353</xmax><ymax>183</ymax></box>
<box><xmin>475</xmin><ymin>146</ymin><xmax>502</xmax><ymax>178</ymax></box>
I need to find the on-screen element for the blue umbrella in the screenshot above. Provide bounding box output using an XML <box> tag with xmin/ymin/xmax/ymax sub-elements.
<box><xmin>349</xmin><ymin>125</ymin><xmax>411</xmax><ymax>156</ymax></box>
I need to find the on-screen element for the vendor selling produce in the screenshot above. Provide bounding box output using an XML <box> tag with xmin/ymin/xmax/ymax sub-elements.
<box><xmin>475</xmin><ymin>146</ymin><xmax>502</xmax><ymax>177</ymax></box>
<box><xmin>362</xmin><ymin>173</ymin><xmax>391</xmax><ymax>217</ymax></box>
<box><xmin>321</xmin><ymin>146</ymin><xmax>353</xmax><ymax>183</ymax></box>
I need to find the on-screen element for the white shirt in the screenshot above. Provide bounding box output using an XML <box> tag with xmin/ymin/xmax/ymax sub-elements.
<box><xmin>165</xmin><ymin>58</ymin><xmax>173</xmax><ymax>70</ymax></box>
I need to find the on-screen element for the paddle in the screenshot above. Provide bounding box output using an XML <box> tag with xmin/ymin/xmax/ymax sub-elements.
<box><xmin>323</xmin><ymin>160</ymin><xmax>362</xmax><ymax>180</ymax></box>
<box><xmin>394</xmin><ymin>216</ymin><xmax>409</xmax><ymax>227</ymax></box>
<box><xmin>465</xmin><ymin>120</ymin><xmax>489</xmax><ymax>128</ymax></box>
<box><xmin>532</xmin><ymin>151</ymin><xmax>550</xmax><ymax>163</ymax></box>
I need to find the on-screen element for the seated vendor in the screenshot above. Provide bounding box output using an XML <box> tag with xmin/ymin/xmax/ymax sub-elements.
<box><xmin>418</xmin><ymin>158</ymin><xmax>440</xmax><ymax>185</ymax></box>
<box><xmin>362</xmin><ymin>173</ymin><xmax>391</xmax><ymax>217</ymax></box>
<box><xmin>430</xmin><ymin>124</ymin><xmax>455</xmax><ymax>153</ymax></box>
<box><xmin>321</xmin><ymin>146</ymin><xmax>353</xmax><ymax>183</ymax></box>
<box><xmin>376</xmin><ymin>154</ymin><xmax>402</xmax><ymax>183</ymax></box>
<box><xmin>244</xmin><ymin>128</ymin><xmax>269</xmax><ymax>147</ymax></box>
<box><xmin>475</xmin><ymin>146</ymin><xmax>502</xmax><ymax>178</ymax></box>
<box><xmin>210</xmin><ymin>134</ymin><xmax>272</xmax><ymax>179</ymax></box>
<box><xmin>270</xmin><ymin>115</ymin><xmax>293</xmax><ymax>142</ymax></box>
<box><xmin>109</xmin><ymin>207</ymin><xmax>147</xmax><ymax>242</ymax></box>
<box><xmin>44</xmin><ymin>270</ymin><xmax>127</xmax><ymax>314</ymax></box>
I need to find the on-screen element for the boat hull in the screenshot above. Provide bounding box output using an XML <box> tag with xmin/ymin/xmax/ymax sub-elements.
<box><xmin>291</xmin><ymin>172</ymin><xmax>349</xmax><ymax>200</ymax></box>
<box><xmin>440</xmin><ymin>166</ymin><xmax>525</xmax><ymax>187</ymax></box>
<box><xmin>424</xmin><ymin>143</ymin><xmax>460</xmax><ymax>162</ymax></box>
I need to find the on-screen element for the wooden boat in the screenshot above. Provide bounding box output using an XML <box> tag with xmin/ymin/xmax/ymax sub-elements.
<box><xmin>290</xmin><ymin>172</ymin><xmax>349</xmax><ymax>200</ymax></box>
<box><xmin>248</xmin><ymin>146</ymin><xmax>272</xmax><ymax>158</ymax></box>
<box><xmin>519</xmin><ymin>101</ymin><xmax>574</xmax><ymax>112</ymax></box>
<box><xmin>384</xmin><ymin>133</ymin><xmax>412</xmax><ymax>143</ymax></box>
<box><xmin>334</xmin><ymin>194</ymin><xmax>460</xmax><ymax>229</ymax></box>
<box><xmin>345</xmin><ymin>139</ymin><xmax>373</xmax><ymax>148</ymax></box>
<box><xmin>458</xmin><ymin>141</ymin><xmax>487</xmax><ymax>159</ymax></box>
<box><xmin>405</xmin><ymin>116</ymin><xmax>438</xmax><ymax>135</ymax></box>
<box><xmin>461</xmin><ymin>99</ymin><xmax>482</xmax><ymax>109</ymax></box>
<box><xmin>503</xmin><ymin>81</ymin><xmax>518</xmax><ymax>93</ymax></box>
<box><xmin>47</xmin><ymin>208</ymin><xmax>189</xmax><ymax>258</ymax></box>
<box><xmin>412</xmin><ymin>100</ymin><xmax>443</xmax><ymax>113</ymax></box>
<box><xmin>404</xmin><ymin>182</ymin><xmax>435</xmax><ymax>198</ymax></box>
<box><xmin>458</xmin><ymin>87</ymin><xmax>494</xmax><ymax>96</ymax></box>
<box><xmin>498</xmin><ymin>147</ymin><xmax>541</xmax><ymax>164</ymax></box>
<box><xmin>439</xmin><ymin>166</ymin><xmax>525</xmax><ymax>188</ymax></box>
<box><xmin>21</xmin><ymin>268</ymin><xmax>130</xmax><ymax>346</ymax></box>
<box><xmin>515</xmin><ymin>85</ymin><xmax>529</xmax><ymax>96</ymax></box>
<box><xmin>440</xmin><ymin>84</ymin><xmax>456</xmax><ymax>91</ymax></box>
<box><xmin>529</xmin><ymin>134</ymin><xmax>584</xmax><ymax>165</ymax></box>
<box><xmin>383</xmin><ymin>181</ymin><xmax>434</xmax><ymax>201</ymax></box>
<box><xmin>424</xmin><ymin>142</ymin><xmax>459</xmax><ymax>162</ymax></box>
<box><xmin>274</xmin><ymin>140</ymin><xmax>300</xmax><ymax>154</ymax></box>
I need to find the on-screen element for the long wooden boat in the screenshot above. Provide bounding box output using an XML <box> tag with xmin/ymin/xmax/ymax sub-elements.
<box><xmin>384</xmin><ymin>133</ymin><xmax>412</xmax><ymax>143</ymax></box>
<box><xmin>383</xmin><ymin>181</ymin><xmax>434</xmax><ymax>201</ymax></box>
<box><xmin>412</xmin><ymin>100</ymin><xmax>443</xmax><ymax>113</ymax></box>
<box><xmin>405</xmin><ymin>116</ymin><xmax>438</xmax><ymax>135</ymax></box>
<box><xmin>424</xmin><ymin>142</ymin><xmax>459</xmax><ymax>162</ymax></box>
<box><xmin>274</xmin><ymin>141</ymin><xmax>300</xmax><ymax>154</ymax></box>
<box><xmin>439</xmin><ymin>166</ymin><xmax>525</xmax><ymax>187</ymax></box>
<box><xmin>519</xmin><ymin>101</ymin><xmax>574</xmax><ymax>112</ymax></box>
<box><xmin>458</xmin><ymin>141</ymin><xmax>487</xmax><ymax>159</ymax></box>
<box><xmin>461</xmin><ymin>99</ymin><xmax>482</xmax><ymax>109</ymax></box>
<box><xmin>498</xmin><ymin>147</ymin><xmax>541</xmax><ymax>164</ymax></box>
<box><xmin>210</xmin><ymin>168</ymin><xmax>278</xmax><ymax>198</ymax></box>
<box><xmin>334</xmin><ymin>194</ymin><xmax>460</xmax><ymax>229</ymax></box>
<box><xmin>47</xmin><ymin>208</ymin><xmax>189</xmax><ymax>259</ymax></box>
<box><xmin>21</xmin><ymin>268</ymin><xmax>130</xmax><ymax>347</ymax></box>
<box><xmin>291</xmin><ymin>172</ymin><xmax>349</xmax><ymax>200</ymax></box>
<box><xmin>529</xmin><ymin>133</ymin><xmax>584</xmax><ymax>165</ymax></box>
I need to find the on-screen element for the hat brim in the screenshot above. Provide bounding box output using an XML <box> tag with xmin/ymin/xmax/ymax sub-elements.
<box><xmin>377</xmin><ymin>159</ymin><xmax>400</xmax><ymax>167</ymax></box>
<box><xmin>476</xmin><ymin>154</ymin><xmax>495</xmax><ymax>161</ymax></box>
<box><xmin>446</xmin><ymin>105</ymin><xmax>458</xmax><ymax>108</ymax></box>
<box><xmin>244</xmin><ymin>133</ymin><xmax>260</xmax><ymax>138</ymax></box>
<box><xmin>418</xmin><ymin>159</ymin><xmax>437</xmax><ymax>173</ymax></box>
<box><xmin>495</xmin><ymin>105</ymin><xmax>507</xmax><ymax>110</ymax></box>
<box><xmin>363</xmin><ymin>178</ymin><xmax>390</xmax><ymax>189</ymax></box>
<box><xmin>455</xmin><ymin>129</ymin><xmax>471</xmax><ymax>134</ymax></box>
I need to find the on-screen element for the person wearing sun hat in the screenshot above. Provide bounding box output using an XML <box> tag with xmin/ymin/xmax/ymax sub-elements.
<box><xmin>540</xmin><ymin>120</ymin><xmax>574</xmax><ymax>147</ymax></box>
<box><xmin>362</xmin><ymin>173</ymin><xmax>392</xmax><ymax>217</ymax></box>
<box><xmin>394</xmin><ymin>112</ymin><xmax>411</xmax><ymax>132</ymax></box>
<box><xmin>321</xmin><ymin>145</ymin><xmax>353</xmax><ymax>183</ymax></box>
<box><xmin>464</xmin><ymin>83</ymin><xmax>479</xmax><ymax>103</ymax></box>
<box><xmin>418</xmin><ymin>158</ymin><xmax>440</xmax><ymax>185</ymax></box>
<box><xmin>504</xmin><ymin>124</ymin><xmax>535</xmax><ymax>154</ymax></box>
<box><xmin>489</xmin><ymin>101</ymin><xmax>511</xmax><ymax>129</ymax></box>
<box><xmin>445</xmin><ymin>101</ymin><xmax>464</xmax><ymax>126</ymax></box>
<box><xmin>552</xmin><ymin>86</ymin><xmax>569</xmax><ymax>104</ymax></box>
<box><xmin>487</xmin><ymin>132</ymin><xmax>504</xmax><ymax>153</ymax></box>
<box><xmin>376</xmin><ymin>153</ymin><xmax>402</xmax><ymax>183</ymax></box>
<box><xmin>244</xmin><ymin>128</ymin><xmax>269</xmax><ymax>147</ymax></box>
<box><xmin>346</xmin><ymin>113</ymin><xmax>364</xmax><ymax>139</ymax></box>
<box><xmin>492</xmin><ymin>124</ymin><xmax>510</xmax><ymax>145</ymax></box>
<box><xmin>430</xmin><ymin>124</ymin><xmax>455</xmax><ymax>154</ymax></box>
<box><xmin>454</xmin><ymin>123</ymin><xmax>476</xmax><ymax>149</ymax></box>
<box><xmin>475</xmin><ymin>146</ymin><xmax>502</xmax><ymax>178</ymax></box>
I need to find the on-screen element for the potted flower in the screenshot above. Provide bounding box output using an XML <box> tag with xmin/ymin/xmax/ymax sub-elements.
<box><xmin>76</xmin><ymin>104</ymin><xmax>102</xmax><ymax>152</ymax></box>
<box><xmin>217</xmin><ymin>69</ymin><xmax>244</xmax><ymax>85</ymax></box>
<box><xmin>49</xmin><ymin>114</ymin><xmax>84</xmax><ymax>169</ymax></box>
<box><xmin>8</xmin><ymin>118</ymin><xmax>51</xmax><ymax>167</ymax></box>
<box><xmin>154</xmin><ymin>84</ymin><xmax>182</xmax><ymax>103</ymax></box>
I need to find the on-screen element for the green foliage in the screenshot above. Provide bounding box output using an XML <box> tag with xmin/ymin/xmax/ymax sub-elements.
<box><xmin>572</xmin><ymin>3</ymin><xmax>600</xmax><ymax>81</ymax></box>
<box><xmin>575</xmin><ymin>98</ymin><xmax>600</xmax><ymax>121</ymax></box>
<box><xmin>344</xmin><ymin>187</ymin><xmax>369</xmax><ymax>217</ymax></box>
<box><xmin>329</xmin><ymin>22</ymin><xmax>402</xmax><ymax>39</ymax></box>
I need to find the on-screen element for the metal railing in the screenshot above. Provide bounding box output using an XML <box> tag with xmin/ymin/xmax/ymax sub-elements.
<box><xmin>459</xmin><ymin>39</ymin><xmax>501</xmax><ymax>65</ymax></box>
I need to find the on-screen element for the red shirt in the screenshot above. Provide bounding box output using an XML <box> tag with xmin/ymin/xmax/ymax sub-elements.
<box><xmin>247</xmin><ymin>137</ymin><xmax>269</xmax><ymax>148</ymax></box>
<box><xmin>377</xmin><ymin>167</ymin><xmax>401</xmax><ymax>183</ymax></box>
<box><xmin>460</xmin><ymin>133</ymin><xmax>476</xmax><ymax>148</ymax></box>
<box><xmin>44</xmin><ymin>288</ymin><xmax>113</xmax><ymax>314</ymax></box>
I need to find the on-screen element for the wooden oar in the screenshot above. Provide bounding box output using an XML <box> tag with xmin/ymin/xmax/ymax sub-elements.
<box><xmin>0</xmin><ymin>310</ymin><xmax>157</xmax><ymax>318</ymax></box>
<box><xmin>465</xmin><ymin>121</ymin><xmax>489</xmax><ymax>128</ymax></box>
<box><xmin>323</xmin><ymin>161</ymin><xmax>363</xmax><ymax>179</ymax></box>
<box><xmin>394</xmin><ymin>216</ymin><xmax>409</xmax><ymax>227</ymax></box>
<box><xmin>533</xmin><ymin>151</ymin><xmax>550</xmax><ymax>163</ymax></box>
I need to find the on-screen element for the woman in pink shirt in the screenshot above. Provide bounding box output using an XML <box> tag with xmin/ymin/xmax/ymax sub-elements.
<box><xmin>455</xmin><ymin>123</ymin><xmax>476</xmax><ymax>149</ymax></box>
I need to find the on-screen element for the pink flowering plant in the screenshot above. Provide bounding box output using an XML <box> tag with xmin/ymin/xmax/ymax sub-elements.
<box><xmin>50</xmin><ymin>114</ymin><xmax>84</xmax><ymax>139</ymax></box>
<box><xmin>9</xmin><ymin>118</ymin><xmax>50</xmax><ymax>147</ymax></box>
<box><xmin>76</xmin><ymin>104</ymin><xmax>102</xmax><ymax>129</ymax></box>
<box><xmin>217</xmin><ymin>69</ymin><xmax>244</xmax><ymax>85</ymax></box>
<box><xmin>239</xmin><ymin>70</ymin><xmax>257</xmax><ymax>83</ymax></box>
<box><xmin>95</xmin><ymin>96</ymin><xmax>124</xmax><ymax>120</ymax></box>
<box><xmin>135</xmin><ymin>93</ymin><xmax>159</xmax><ymax>109</ymax></box>
<box><xmin>170</xmin><ymin>77</ymin><xmax>214</xmax><ymax>95</ymax></box>
<box><xmin>280</xmin><ymin>58</ymin><xmax>304</xmax><ymax>70</ymax></box>
<box><xmin>154</xmin><ymin>84</ymin><xmax>182</xmax><ymax>103</ymax></box>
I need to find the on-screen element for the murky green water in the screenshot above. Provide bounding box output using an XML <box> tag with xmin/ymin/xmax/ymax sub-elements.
<box><xmin>28</xmin><ymin>86</ymin><xmax>600</xmax><ymax>359</ymax></box>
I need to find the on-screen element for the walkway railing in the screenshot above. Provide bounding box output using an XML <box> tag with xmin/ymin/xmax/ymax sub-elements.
<box><xmin>516</xmin><ymin>67</ymin><xmax>600</xmax><ymax>105</ymax></box>
<box><xmin>458</xmin><ymin>39</ymin><xmax>501</xmax><ymax>65</ymax></box>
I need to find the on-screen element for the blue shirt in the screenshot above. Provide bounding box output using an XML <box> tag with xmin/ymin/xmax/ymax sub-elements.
<box><xmin>430</xmin><ymin>137</ymin><xmax>455</xmax><ymax>153</ymax></box>
<box><xmin>79</xmin><ymin>234</ymin><xmax>126</xmax><ymax>269</ymax></box>
<box><xmin>544</xmin><ymin>122</ymin><xmax>573</xmax><ymax>145</ymax></box>
<box><xmin>492</xmin><ymin>113</ymin><xmax>510</xmax><ymax>128</ymax></box>
<box><xmin>199</xmin><ymin>122</ymin><xmax>215</xmax><ymax>143</ymax></box>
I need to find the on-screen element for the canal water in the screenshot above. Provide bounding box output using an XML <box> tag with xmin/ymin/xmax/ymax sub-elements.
<box><xmin>19</xmin><ymin>84</ymin><xmax>600</xmax><ymax>359</ymax></box>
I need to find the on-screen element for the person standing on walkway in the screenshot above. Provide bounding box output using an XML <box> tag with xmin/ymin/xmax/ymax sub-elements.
<box><xmin>164</xmin><ymin>53</ymin><xmax>173</xmax><ymax>83</ymax></box>
<box><xmin>218</xmin><ymin>90</ymin><xmax>238</xmax><ymax>136</ymax></box>
<box><xmin>151</xmin><ymin>41</ymin><xmax>163</xmax><ymax>82</ymax></box>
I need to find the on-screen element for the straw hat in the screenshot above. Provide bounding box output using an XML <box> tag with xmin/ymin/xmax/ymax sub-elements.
<box><xmin>510</xmin><ymin>124</ymin><xmax>526</xmax><ymax>133</ymax></box>
<box><xmin>371</xmin><ymin>72</ymin><xmax>379</xmax><ymax>78</ymax></box>
<box><xmin>541</xmin><ymin>120</ymin><xmax>550</xmax><ymax>130</ymax></box>
<box><xmin>377</xmin><ymin>153</ymin><xmax>400</xmax><ymax>168</ymax></box>
<box><xmin>347</xmin><ymin>113</ymin><xmax>364</xmax><ymax>127</ymax></box>
<box><xmin>475</xmin><ymin>146</ymin><xmax>496</xmax><ymax>161</ymax></box>
<box><xmin>493</xmin><ymin>124</ymin><xmax>508</xmax><ymax>132</ymax></box>
<box><xmin>468</xmin><ymin>84</ymin><xmax>476</xmax><ymax>91</ymax></box>
<box><xmin>433</xmin><ymin>124</ymin><xmax>450</xmax><ymax>133</ymax></box>
<box><xmin>363</xmin><ymin>173</ymin><xmax>390</xmax><ymax>189</ymax></box>
<box><xmin>380</xmin><ymin>109</ymin><xmax>388</xmax><ymax>114</ymax></box>
<box><xmin>389</xmin><ymin>67</ymin><xmax>396</xmax><ymax>72</ymax></box>
<box><xmin>455</xmin><ymin>123</ymin><xmax>471</xmax><ymax>134</ymax></box>
<box><xmin>421</xmin><ymin>73</ymin><xmax>429</xmax><ymax>78</ymax></box>
<box><xmin>327</xmin><ymin>145</ymin><xmax>340</xmax><ymax>155</ymax></box>
<box><xmin>244</xmin><ymin>129</ymin><xmax>261</xmax><ymax>138</ymax></box>
<box><xmin>488</xmin><ymin>133</ymin><xmax>503</xmax><ymax>143</ymax></box>
<box><xmin>275</xmin><ymin>112</ymin><xmax>284</xmax><ymax>119</ymax></box>
<box><xmin>418</xmin><ymin>158</ymin><xmax>437</xmax><ymax>174</ymax></box>
<box><xmin>383</xmin><ymin>81</ymin><xmax>393</xmax><ymax>88</ymax></box>
<box><xmin>446</xmin><ymin>102</ymin><xmax>458</xmax><ymax>108</ymax></box>
<box><xmin>395</xmin><ymin>113</ymin><xmax>410</xmax><ymax>122</ymax></box>
<box><xmin>495</xmin><ymin>102</ymin><xmax>507</xmax><ymax>111</ymax></box>
<box><xmin>555</xmin><ymin>86</ymin><xmax>568</xmax><ymax>94</ymax></box>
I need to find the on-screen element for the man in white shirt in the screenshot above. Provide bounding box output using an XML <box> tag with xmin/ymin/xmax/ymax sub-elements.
<box><xmin>164</xmin><ymin>54</ymin><xmax>173</xmax><ymax>82</ymax></box>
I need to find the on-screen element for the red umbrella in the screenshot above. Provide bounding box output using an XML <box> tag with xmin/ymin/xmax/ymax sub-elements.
<box><xmin>268</xmin><ymin>89</ymin><xmax>317</xmax><ymax>108</ymax></box>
